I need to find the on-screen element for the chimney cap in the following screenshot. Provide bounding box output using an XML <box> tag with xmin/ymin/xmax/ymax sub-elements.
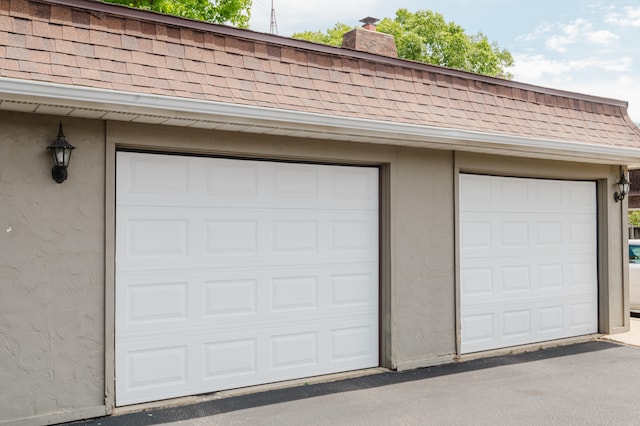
<box><xmin>359</xmin><ymin>17</ymin><xmax>379</xmax><ymax>26</ymax></box>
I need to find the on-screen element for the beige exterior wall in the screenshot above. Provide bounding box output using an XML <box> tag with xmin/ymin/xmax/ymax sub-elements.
<box><xmin>388</xmin><ymin>149</ymin><xmax>456</xmax><ymax>369</ymax></box>
<box><xmin>0</xmin><ymin>111</ymin><xmax>106</xmax><ymax>424</ymax></box>
<box><xmin>0</xmin><ymin>113</ymin><xmax>630</xmax><ymax>424</ymax></box>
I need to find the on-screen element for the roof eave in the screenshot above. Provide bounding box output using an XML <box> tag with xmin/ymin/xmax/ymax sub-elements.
<box><xmin>2</xmin><ymin>77</ymin><xmax>639</xmax><ymax>165</ymax></box>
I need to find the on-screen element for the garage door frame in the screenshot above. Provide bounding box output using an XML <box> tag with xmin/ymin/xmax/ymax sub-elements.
<box><xmin>107</xmin><ymin>147</ymin><xmax>389</xmax><ymax>408</ymax></box>
<box><xmin>454</xmin><ymin>167</ymin><xmax>607</xmax><ymax>356</ymax></box>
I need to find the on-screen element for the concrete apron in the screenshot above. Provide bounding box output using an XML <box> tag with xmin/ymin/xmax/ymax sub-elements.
<box><xmin>601</xmin><ymin>316</ymin><xmax>640</xmax><ymax>346</ymax></box>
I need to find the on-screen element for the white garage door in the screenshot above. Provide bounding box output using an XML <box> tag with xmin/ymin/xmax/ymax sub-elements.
<box><xmin>459</xmin><ymin>174</ymin><xmax>598</xmax><ymax>354</ymax></box>
<box><xmin>115</xmin><ymin>152</ymin><xmax>379</xmax><ymax>406</ymax></box>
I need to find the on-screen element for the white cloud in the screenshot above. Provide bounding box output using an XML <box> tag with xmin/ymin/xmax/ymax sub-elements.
<box><xmin>545</xmin><ymin>19</ymin><xmax>588</xmax><ymax>52</ymax></box>
<box><xmin>606</xmin><ymin>6</ymin><xmax>640</xmax><ymax>27</ymax></box>
<box><xmin>512</xmin><ymin>54</ymin><xmax>632</xmax><ymax>79</ymax></box>
<box><xmin>544</xmin><ymin>18</ymin><xmax>618</xmax><ymax>52</ymax></box>
<box><xmin>585</xmin><ymin>30</ymin><xmax>618</xmax><ymax>44</ymax></box>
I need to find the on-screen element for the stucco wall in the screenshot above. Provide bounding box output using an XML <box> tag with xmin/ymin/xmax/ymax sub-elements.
<box><xmin>389</xmin><ymin>149</ymin><xmax>456</xmax><ymax>369</ymax></box>
<box><xmin>0</xmin><ymin>111</ymin><xmax>106</xmax><ymax>424</ymax></box>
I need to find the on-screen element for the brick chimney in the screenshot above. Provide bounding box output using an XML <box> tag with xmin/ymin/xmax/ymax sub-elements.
<box><xmin>342</xmin><ymin>17</ymin><xmax>398</xmax><ymax>58</ymax></box>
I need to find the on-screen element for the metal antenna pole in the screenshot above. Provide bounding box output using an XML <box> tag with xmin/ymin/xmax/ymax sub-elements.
<box><xmin>270</xmin><ymin>0</ymin><xmax>278</xmax><ymax>35</ymax></box>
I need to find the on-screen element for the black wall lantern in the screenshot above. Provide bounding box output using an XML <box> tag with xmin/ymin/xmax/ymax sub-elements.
<box><xmin>614</xmin><ymin>170</ymin><xmax>630</xmax><ymax>202</ymax></box>
<box><xmin>47</xmin><ymin>122</ymin><xmax>75</xmax><ymax>183</ymax></box>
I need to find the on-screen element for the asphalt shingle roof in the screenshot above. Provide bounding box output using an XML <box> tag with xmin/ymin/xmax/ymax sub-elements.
<box><xmin>2</xmin><ymin>0</ymin><xmax>640</xmax><ymax>149</ymax></box>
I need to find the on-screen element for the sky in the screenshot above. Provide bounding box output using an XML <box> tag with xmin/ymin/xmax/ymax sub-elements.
<box><xmin>248</xmin><ymin>0</ymin><xmax>640</xmax><ymax>123</ymax></box>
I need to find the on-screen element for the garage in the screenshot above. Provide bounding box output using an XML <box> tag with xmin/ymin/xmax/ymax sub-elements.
<box><xmin>459</xmin><ymin>174</ymin><xmax>598</xmax><ymax>354</ymax></box>
<box><xmin>115</xmin><ymin>152</ymin><xmax>380</xmax><ymax>406</ymax></box>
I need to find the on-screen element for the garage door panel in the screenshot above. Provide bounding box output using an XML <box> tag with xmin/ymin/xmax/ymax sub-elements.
<box><xmin>459</xmin><ymin>175</ymin><xmax>596</xmax><ymax>214</ymax></box>
<box><xmin>117</xmin><ymin>315</ymin><xmax>378</xmax><ymax>405</ymax></box>
<box><xmin>460</xmin><ymin>174</ymin><xmax>597</xmax><ymax>354</ymax></box>
<box><xmin>117</xmin><ymin>154</ymin><xmax>191</xmax><ymax>197</ymax></box>
<box><xmin>460</xmin><ymin>213</ymin><xmax>596</xmax><ymax>257</ymax></box>
<box><xmin>203</xmin><ymin>338</ymin><xmax>258</xmax><ymax>379</ymax></box>
<box><xmin>117</xmin><ymin>210</ymin><xmax>377</xmax><ymax>269</ymax></box>
<box><xmin>118</xmin><ymin>265</ymin><xmax>377</xmax><ymax>332</ymax></box>
<box><xmin>116</xmin><ymin>153</ymin><xmax>379</xmax><ymax>405</ymax></box>
<box><xmin>118</xmin><ymin>154</ymin><xmax>378</xmax><ymax>211</ymax></box>
<box><xmin>123</xmin><ymin>280</ymin><xmax>190</xmax><ymax>324</ymax></box>
<box><xmin>462</xmin><ymin>257</ymin><xmax>596</xmax><ymax>303</ymax></box>
<box><xmin>462</xmin><ymin>300</ymin><xmax>597</xmax><ymax>352</ymax></box>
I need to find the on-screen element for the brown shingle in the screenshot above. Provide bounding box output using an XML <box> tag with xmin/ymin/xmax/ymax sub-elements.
<box><xmin>166</xmin><ymin>41</ymin><xmax>185</xmax><ymax>58</ymax></box>
<box><xmin>11</xmin><ymin>15</ymin><xmax>30</xmax><ymax>34</ymax></box>
<box><xmin>0</xmin><ymin>56</ymin><xmax>20</xmax><ymax>71</ymax></box>
<box><xmin>31</xmin><ymin>16</ymin><xmax>62</xmax><ymax>38</ymax></box>
<box><xmin>54</xmin><ymin>39</ymin><xmax>81</xmax><ymax>56</ymax></box>
<box><xmin>203</xmin><ymin>32</ymin><xmax>225</xmax><ymax>50</ymax></box>
<box><xmin>240</xmin><ymin>55</ymin><xmax>267</xmax><ymax>72</ymax></box>
<box><xmin>98</xmin><ymin>15</ymin><xmax>125</xmax><ymax>32</ymax></box>
<box><xmin>179</xmin><ymin>28</ymin><xmax>201</xmax><ymax>46</ymax></box>
<box><xmin>100</xmin><ymin>69</ymin><xmax>133</xmax><ymax>85</ymax></box>
<box><xmin>6</xmin><ymin>45</ymin><xmax>28</xmax><ymax>60</ymax></box>
<box><xmin>140</xmin><ymin>21</ymin><xmax>156</xmax><ymax>37</ymax></box>
<box><xmin>133</xmin><ymin>50</ymin><xmax>166</xmax><ymax>68</ymax></box>
<box><xmin>213</xmin><ymin>50</ymin><xmax>243</xmax><ymax>68</ymax></box>
<box><xmin>99</xmin><ymin>59</ymin><xmax>127</xmax><ymax>74</ymax></box>
<box><xmin>393</xmin><ymin>78</ymin><xmax>414</xmax><ymax>93</ymax></box>
<box><xmin>124</xmin><ymin>19</ymin><xmax>141</xmax><ymax>36</ymax></box>
<box><xmin>79</xmin><ymin>67</ymin><xmax>102</xmax><ymax>81</ymax></box>
<box><xmin>96</xmin><ymin>45</ymin><xmax>130</xmax><ymax>62</ymax></box>
<box><xmin>225</xmin><ymin>37</ymin><xmax>253</xmax><ymax>55</ymax></box>
<box><xmin>231</xmin><ymin>66</ymin><xmax>255</xmax><ymax>82</ymax></box>
<box><xmin>71</xmin><ymin>9</ymin><xmax>90</xmax><ymax>27</ymax></box>
<box><xmin>165</xmin><ymin>56</ymin><xmax>185</xmax><ymax>71</ymax></box>
<box><xmin>151</xmin><ymin>39</ymin><xmax>168</xmax><ymax>55</ymax></box>
<box><xmin>183</xmin><ymin>45</ymin><xmax>204</xmax><ymax>61</ymax></box>
<box><xmin>122</xmin><ymin>34</ymin><xmax>152</xmax><ymax>52</ymax></box>
<box><xmin>166</xmin><ymin>25</ymin><xmax>189</xmax><ymax>42</ymax></box>
<box><xmin>183</xmin><ymin>59</ymin><xmax>206</xmax><ymax>74</ymax></box>
<box><xmin>89</xmin><ymin>30</ymin><xmax>122</xmax><ymax>48</ymax></box>
<box><xmin>254</xmin><ymin>81</ymin><xmax>282</xmax><ymax>96</ymax></box>
<box><xmin>289</xmin><ymin>63</ymin><xmax>310</xmax><ymax>79</ymax></box>
<box><xmin>8</xmin><ymin>32</ymin><xmax>25</xmax><ymax>47</ymax></box>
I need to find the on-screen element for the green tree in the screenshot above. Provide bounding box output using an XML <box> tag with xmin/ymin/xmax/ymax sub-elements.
<box><xmin>291</xmin><ymin>23</ymin><xmax>355</xmax><ymax>47</ymax></box>
<box><xmin>103</xmin><ymin>0</ymin><xmax>252</xmax><ymax>28</ymax></box>
<box><xmin>293</xmin><ymin>8</ymin><xmax>513</xmax><ymax>78</ymax></box>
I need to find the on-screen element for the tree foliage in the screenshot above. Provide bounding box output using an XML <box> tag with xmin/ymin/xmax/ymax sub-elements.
<box><xmin>291</xmin><ymin>23</ymin><xmax>355</xmax><ymax>47</ymax></box>
<box><xmin>293</xmin><ymin>8</ymin><xmax>513</xmax><ymax>78</ymax></box>
<box><xmin>103</xmin><ymin>0</ymin><xmax>252</xmax><ymax>28</ymax></box>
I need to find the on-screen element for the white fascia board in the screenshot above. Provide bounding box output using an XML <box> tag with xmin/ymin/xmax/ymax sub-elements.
<box><xmin>2</xmin><ymin>76</ymin><xmax>640</xmax><ymax>164</ymax></box>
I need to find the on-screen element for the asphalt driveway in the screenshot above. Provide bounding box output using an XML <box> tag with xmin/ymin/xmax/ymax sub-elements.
<box><xmin>70</xmin><ymin>340</ymin><xmax>640</xmax><ymax>426</ymax></box>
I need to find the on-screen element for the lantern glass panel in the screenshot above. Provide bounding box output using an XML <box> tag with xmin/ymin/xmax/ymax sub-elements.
<box><xmin>51</xmin><ymin>147</ymin><xmax>72</xmax><ymax>167</ymax></box>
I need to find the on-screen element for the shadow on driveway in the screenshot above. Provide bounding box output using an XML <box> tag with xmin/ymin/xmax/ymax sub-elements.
<box><xmin>66</xmin><ymin>341</ymin><xmax>619</xmax><ymax>425</ymax></box>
